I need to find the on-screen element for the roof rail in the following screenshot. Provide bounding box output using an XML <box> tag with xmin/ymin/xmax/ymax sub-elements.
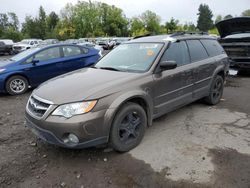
<box><xmin>133</xmin><ymin>33</ymin><xmax>153</xmax><ymax>39</ymax></box>
<box><xmin>170</xmin><ymin>31</ymin><xmax>209</xmax><ymax>37</ymax></box>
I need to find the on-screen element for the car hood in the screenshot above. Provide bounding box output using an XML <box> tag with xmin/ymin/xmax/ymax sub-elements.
<box><xmin>33</xmin><ymin>68</ymin><xmax>141</xmax><ymax>104</ymax></box>
<box><xmin>0</xmin><ymin>59</ymin><xmax>15</xmax><ymax>68</ymax></box>
<box><xmin>216</xmin><ymin>17</ymin><xmax>250</xmax><ymax>38</ymax></box>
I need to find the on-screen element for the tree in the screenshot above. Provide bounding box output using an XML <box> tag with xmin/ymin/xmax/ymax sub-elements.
<box><xmin>197</xmin><ymin>4</ymin><xmax>213</xmax><ymax>32</ymax></box>
<box><xmin>46</xmin><ymin>11</ymin><xmax>59</xmax><ymax>38</ymax></box>
<box><xmin>183</xmin><ymin>22</ymin><xmax>196</xmax><ymax>31</ymax></box>
<box><xmin>241</xmin><ymin>9</ymin><xmax>250</xmax><ymax>16</ymax></box>
<box><xmin>130</xmin><ymin>17</ymin><xmax>146</xmax><ymax>36</ymax></box>
<box><xmin>224</xmin><ymin>15</ymin><xmax>233</xmax><ymax>20</ymax></box>
<box><xmin>140</xmin><ymin>10</ymin><xmax>161</xmax><ymax>34</ymax></box>
<box><xmin>165</xmin><ymin>17</ymin><xmax>179</xmax><ymax>33</ymax></box>
<box><xmin>37</xmin><ymin>6</ymin><xmax>47</xmax><ymax>39</ymax></box>
<box><xmin>215</xmin><ymin>15</ymin><xmax>222</xmax><ymax>24</ymax></box>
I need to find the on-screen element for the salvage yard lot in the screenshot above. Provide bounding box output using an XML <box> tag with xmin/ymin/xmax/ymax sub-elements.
<box><xmin>0</xmin><ymin>55</ymin><xmax>250</xmax><ymax>187</ymax></box>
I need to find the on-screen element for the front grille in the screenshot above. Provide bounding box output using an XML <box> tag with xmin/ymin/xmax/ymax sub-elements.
<box><xmin>28</xmin><ymin>96</ymin><xmax>51</xmax><ymax>118</ymax></box>
<box><xmin>223</xmin><ymin>46</ymin><xmax>250</xmax><ymax>58</ymax></box>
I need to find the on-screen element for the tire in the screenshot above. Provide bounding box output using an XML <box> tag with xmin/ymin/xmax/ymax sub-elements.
<box><xmin>110</xmin><ymin>102</ymin><xmax>147</xmax><ymax>152</ymax></box>
<box><xmin>205</xmin><ymin>75</ymin><xmax>224</xmax><ymax>105</ymax></box>
<box><xmin>5</xmin><ymin>75</ymin><xmax>29</xmax><ymax>95</ymax></box>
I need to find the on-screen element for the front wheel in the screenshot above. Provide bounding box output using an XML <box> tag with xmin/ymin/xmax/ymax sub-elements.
<box><xmin>5</xmin><ymin>75</ymin><xmax>29</xmax><ymax>95</ymax></box>
<box><xmin>110</xmin><ymin>102</ymin><xmax>147</xmax><ymax>152</ymax></box>
<box><xmin>205</xmin><ymin>75</ymin><xmax>224</xmax><ymax>105</ymax></box>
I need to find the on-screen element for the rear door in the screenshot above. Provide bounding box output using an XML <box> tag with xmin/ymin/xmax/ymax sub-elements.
<box><xmin>153</xmin><ymin>40</ymin><xmax>194</xmax><ymax>117</ymax></box>
<box><xmin>186</xmin><ymin>39</ymin><xmax>214</xmax><ymax>99</ymax></box>
<box><xmin>60</xmin><ymin>45</ymin><xmax>89</xmax><ymax>73</ymax></box>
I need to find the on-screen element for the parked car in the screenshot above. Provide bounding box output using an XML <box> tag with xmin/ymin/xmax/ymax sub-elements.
<box><xmin>216</xmin><ymin>17</ymin><xmax>250</xmax><ymax>70</ymax></box>
<box><xmin>41</xmin><ymin>39</ymin><xmax>59</xmax><ymax>45</ymax></box>
<box><xmin>96</xmin><ymin>38</ymin><xmax>110</xmax><ymax>50</ymax></box>
<box><xmin>64</xmin><ymin>39</ymin><xmax>79</xmax><ymax>44</ymax></box>
<box><xmin>25</xmin><ymin>33</ymin><xmax>229</xmax><ymax>152</ymax></box>
<box><xmin>12</xmin><ymin>39</ymin><xmax>42</xmax><ymax>53</ymax></box>
<box><xmin>0</xmin><ymin>39</ymin><xmax>14</xmax><ymax>55</ymax></box>
<box><xmin>78</xmin><ymin>42</ymin><xmax>103</xmax><ymax>56</ymax></box>
<box><xmin>0</xmin><ymin>44</ymin><xmax>101</xmax><ymax>95</ymax></box>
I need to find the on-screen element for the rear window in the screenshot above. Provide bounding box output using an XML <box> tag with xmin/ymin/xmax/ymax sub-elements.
<box><xmin>200</xmin><ymin>39</ymin><xmax>225</xmax><ymax>57</ymax></box>
<box><xmin>62</xmin><ymin>46</ymin><xmax>83</xmax><ymax>57</ymax></box>
<box><xmin>186</xmin><ymin>40</ymin><xmax>209</xmax><ymax>62</ymax></box>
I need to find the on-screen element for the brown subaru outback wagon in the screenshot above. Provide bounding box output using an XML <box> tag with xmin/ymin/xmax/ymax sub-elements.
<box><xmin>25</xmin><ymin>33</ymin><xmax>229</xmax><ymax>152</ymax></box>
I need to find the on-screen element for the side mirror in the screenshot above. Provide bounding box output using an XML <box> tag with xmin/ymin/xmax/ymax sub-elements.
<box><xmin>160</xmin><ymin>60</ymin><xmax>177</xmax><ymax>71</ymax></box>
<box><xmin>32</xmin><ymin>59</ymin><xmax>39</xmax><ymax>65</ymax></box>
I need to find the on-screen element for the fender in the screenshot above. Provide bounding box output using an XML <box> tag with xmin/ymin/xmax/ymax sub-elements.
<box><xmin>103</xmin><ymin>90</ymin><xmax>154</xmax><ymax>136</ymax></box>
<box><xmin>210</xmin><ymin>64</ymin><xmax>226</xmax><ymax>85</ymax></box>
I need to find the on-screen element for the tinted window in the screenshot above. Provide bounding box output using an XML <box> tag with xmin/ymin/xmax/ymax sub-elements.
<box><xmin>63</xmin><ymin>46</ymin><xmax>82</xmax><ymax>57</ymax></box>
<box><xmin>200</xmin><ymin>39</ymin><xmax>225</xmax><ymax>56</ymax></box>
<box><xmin>34</xmin><ymin>47</ymin><xmax>60</xmax><ymax>61</ymax></box>
<box><xmin>161</xmin><ymin>41</ymin><xmax>190</xmax><ymax>66</ymax></box>
<box><xmin>186</xmin><ymin>40</ymin><xmax>208</xmax><ymax>62</ymax></box>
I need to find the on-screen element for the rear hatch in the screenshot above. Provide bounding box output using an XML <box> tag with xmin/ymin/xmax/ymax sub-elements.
<box><xmin>216</xmin><ymin>17</ymin><xmax>250</xmax><ymax>66</ymax></box>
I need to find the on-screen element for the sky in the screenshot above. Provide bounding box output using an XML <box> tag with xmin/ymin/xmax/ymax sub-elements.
<box><xmin>0</xmin><ymin>0</ymin><xmax>249</xmax><ymax>24</ymax></box>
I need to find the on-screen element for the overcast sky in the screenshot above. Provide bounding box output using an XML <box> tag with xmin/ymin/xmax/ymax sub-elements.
<box><xmin>0</xmin><ymin>0</ymin><xmax>249</xmax><ymax>24</ymax></box>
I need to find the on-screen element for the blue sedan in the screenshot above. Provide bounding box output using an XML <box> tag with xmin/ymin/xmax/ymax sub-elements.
<box><xmin>0</xmin><ymin>44</ymin><xmax>101</xmax><ymax>95</ymax></box>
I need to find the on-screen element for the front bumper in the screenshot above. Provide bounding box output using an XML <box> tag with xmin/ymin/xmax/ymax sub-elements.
<box><xmin>25</xmin><ymin>108</ymin><xmax>112</xmax><ymax>149</ymax></box>
<box><xmin>229</xmin><ymin>59</ymin><xmax>250</xmax><ymax>69</ymax></box>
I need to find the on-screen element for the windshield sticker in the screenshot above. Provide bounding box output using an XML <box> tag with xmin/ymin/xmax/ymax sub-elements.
<box><xmin>147</xmin><ymin>49</ymin><xmax>154</xmax><ymax>56</ymax></box>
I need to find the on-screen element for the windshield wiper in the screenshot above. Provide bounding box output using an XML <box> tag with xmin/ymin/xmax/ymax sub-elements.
<box><xmin>98</xmin><ymin>67</ymin><xmax>121</xmax><ymax>71</ymax></box>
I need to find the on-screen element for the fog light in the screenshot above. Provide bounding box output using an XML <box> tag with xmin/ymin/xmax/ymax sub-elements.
<box><xmin>63</xmin><ymin>133</ymin><xmax>79</xmax><ymax>145</ymax></box>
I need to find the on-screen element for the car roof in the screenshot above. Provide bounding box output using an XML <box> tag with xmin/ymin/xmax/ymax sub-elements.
<box><xmin>127</xmin><ymin>33</ymin><xmax>217</xmax><ymax>43</ymax></box>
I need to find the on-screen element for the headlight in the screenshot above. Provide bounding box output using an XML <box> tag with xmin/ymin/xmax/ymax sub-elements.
<box><xmin>0</xmin><ymin>68</ymin><xmax>5</xmax><ymax>73</ymax></box>
<box><xmin>52</xmin><ymin>100</ymin><xmax>97</xmax><ymax>118</ymax></box>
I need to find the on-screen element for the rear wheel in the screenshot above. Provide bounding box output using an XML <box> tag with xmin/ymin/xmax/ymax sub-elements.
<box><xmin>5</xmin><ymin>75</ymin><xmax>29</xmax><ymax>95</ymax></box>
<box><xmin>110</xmin><ymin>102</ymin><xmax>147</xmax><ymax>152</ymax></box>
<box><xmin>205</xmin><ymin>75</ymin><xmax>224</xmax><ymax>105</ymax></box>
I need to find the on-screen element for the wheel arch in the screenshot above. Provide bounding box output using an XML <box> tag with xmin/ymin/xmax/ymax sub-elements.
<box><xmin>4</xmin><ymin>73</ymin><xmax>30</xmax><ymax>90</ymax></box>
<box><xmin>107</xmin><ymin>91</ymin><xmax>154</xmax><ymax>130</ymax></box>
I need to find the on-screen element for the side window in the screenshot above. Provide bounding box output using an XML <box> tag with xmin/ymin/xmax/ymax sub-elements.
<box><xmin>34</xmin><ymin>47</ymin><xmax>61</xmax><ymax>62</ymax></box>
<box><xmin>62</xmin><ymin>46</ymin><xmax>82</xmax><ymax>57</ymax></box>
<box><xmin>200</xmin><ymin>39</ymin><xmax>225</xmax><ymax>57</ymax></box>
<box><xmin>186</xmin><ymin>40</ymin><xmax>209</xmax><ymax>62</ymax></box>
<box><xmin>161</xmin><ymin>41</ymin><xmax>190</xmax><ymax>66</ymax></box>
<box><xmin>30</xmin><ymin>41</ymin><xmax>34</xmax><ymax>45</ymax></box>
<box><xmin>34</xmin><ymin>41</ymin><xmax>38</xmax><ymax>44</ymax></box>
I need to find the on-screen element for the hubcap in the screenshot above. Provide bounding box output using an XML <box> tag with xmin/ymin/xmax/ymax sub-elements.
<box><xmin>119</xmin><ymin>111</ymin><xmax>141</xmax><ymax>144</ymax></box>
<box><xmin>212</xmin><ymin>79</ymin><xmax>222</xmax><ymax>101</ymax></box>
<box><xmin>10</xmin><ymin>79</ymin><xmax>25</xmax><ymax>93</ymax></box>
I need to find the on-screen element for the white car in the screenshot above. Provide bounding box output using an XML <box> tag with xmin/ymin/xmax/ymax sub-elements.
<box><xmin>13</xmin><ymin>39</ymin><xmax>42</xmax><ymax>53</ymax></box>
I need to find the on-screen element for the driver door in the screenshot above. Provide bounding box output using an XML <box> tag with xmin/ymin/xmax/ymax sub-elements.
<box><xmin>22</xmin><ymin>46</ymin><xmax>62</xmax><ymax>86</ymax></box>
<box><xmin>152</xmin><ymin>41</ymin><xmax>195</xmax><ymax>118</ymax></box>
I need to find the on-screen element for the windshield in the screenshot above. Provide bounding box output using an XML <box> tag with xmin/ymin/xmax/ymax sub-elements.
<box><xmin>95</xmin><ymin>43</ymin><xmax>163</xmax><ymax>73</ymax></box>
<box><xmin>10</xmin><ymin>48</ymin><xmax>40</xmax><ymax>61</ymax></box>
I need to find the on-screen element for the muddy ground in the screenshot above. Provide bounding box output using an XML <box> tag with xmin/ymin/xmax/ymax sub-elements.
<box><xmin>0</xmin><ymin>66</ymin><xmax>250</xmax><ymax>187</ymax></box>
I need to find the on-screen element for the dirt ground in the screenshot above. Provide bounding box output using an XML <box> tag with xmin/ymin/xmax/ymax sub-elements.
<box><xmin>0</xmin><ymin>62</ymin><xmax>250</xmax><ymax>187</ymax></box>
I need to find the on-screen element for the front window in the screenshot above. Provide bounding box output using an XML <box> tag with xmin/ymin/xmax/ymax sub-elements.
<box><xmin>95</xmin><ymin>43</ymin><xmax>164</xmax><ymax>72</ymax></box>
<box><xmin>34</xmin><ymin>47</ymin><xmax>61</xmax><ymax>61</ymax></box>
